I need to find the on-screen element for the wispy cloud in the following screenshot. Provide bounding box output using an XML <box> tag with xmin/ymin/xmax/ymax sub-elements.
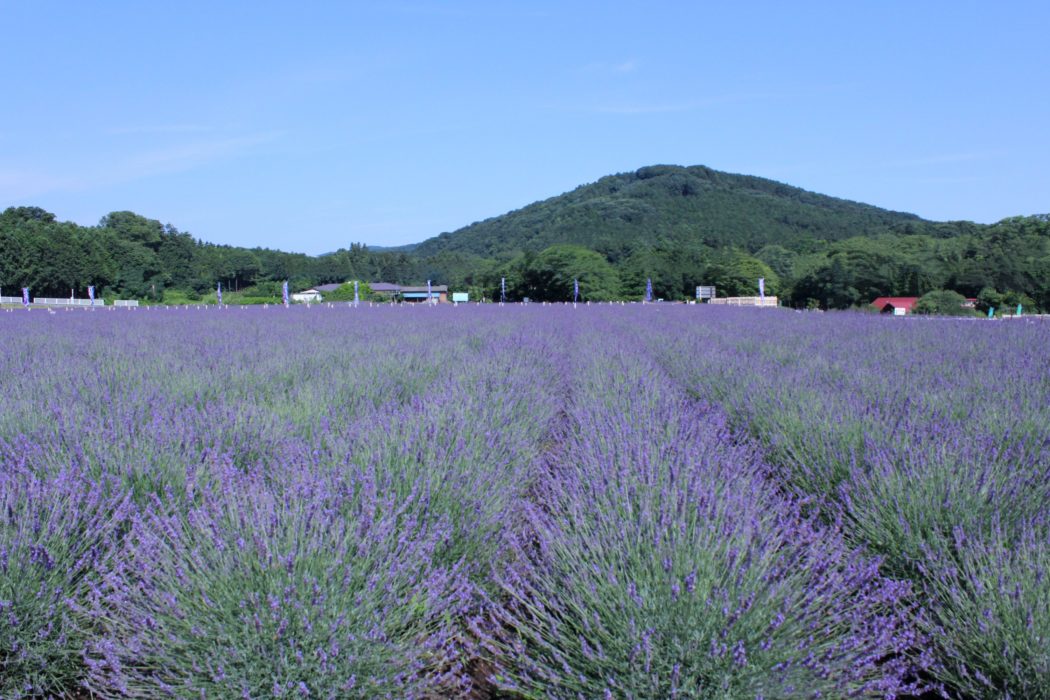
<box><xmin>120</xmin><ymin>133</ymin><xmax>280</xmax><ymax>175</ymax></box>
<box><xmin>579</xmin><ymin>59</ymin><xmax>639</xmax><ymax>75</ymax></box>
<box><xmin>106</xmin><ymin>124</ymin><xmax>216</xmax><ymax>136</ymax></box>
<box><xmin>882</xmin><ymin>150</ymin><xmax>1007</xmax><ymax>168</ymax></box>
<box><xmin>386</xmin><ymin>3</ymin><xmax>550</xmax><ymax>20</ymax></box>
<box><xmin>579</xmin><ymin>91</ymin><xmax>778</xmax><ymax>115</ymax></box>
<box><xmin>0</xmin><ymin>169</ymin><xmax>79</xmax><ymax>200</ymax></box>
<box><xmin>0</xmin><ymin>132</ymin><xmax>280</xmax><ymax>201</ymax></box>
<box><xmin>901</xmin><ymin>175</ymin><xmax>987</xmax><ymax>185</ymax></box>
<box><xmin>590</xmin><ymin>102</ymin><xmax>695</xmax><ymax>115</ymax></box>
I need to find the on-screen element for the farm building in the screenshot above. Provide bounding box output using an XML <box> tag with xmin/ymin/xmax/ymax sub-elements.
<box><xmin>292</xmin><ymin>282</ymin><xmax>451</xmax><ymax>303</ymax></box>
<box><xmin>291</xmin><ymin>283</ymin><xmax>345</xmax><ymax>303</ymax></box>
<box><xmin>707</xmin><ymin>296</ymin><xmax>778</xmax><ymax>307</ymax></box>
<box><xmin>400</xmin><ymin>285</ymin><xmax>448</xmax><ymax>303</ymax></box>
<box><xmin>872</xmin><ymin>296</ymin><xmax>979</xmax><ymax>314</ymax></box>
<box><xmin>365</xmin><ymin>283</ymin><xmax>449</xmax><ymax>303</ymax></box>
<box><xmin>369</xmin><ymin>282</ymin><xmax>402</xmax><ymax>300</ymax></box>
<box><xmin>871</xmin><ymin>297</ymin><xmax>919</xmax><ymax>315</ymax></box>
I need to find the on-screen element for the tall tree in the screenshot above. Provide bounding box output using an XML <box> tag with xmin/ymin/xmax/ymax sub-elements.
<box><xmin>510</xmin><ymin>245</ymin><xmax>620</xmax><ymax>302</ymax></box>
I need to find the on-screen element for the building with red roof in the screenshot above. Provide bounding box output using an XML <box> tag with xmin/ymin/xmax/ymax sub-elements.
<box><xmin>871</xmin><ymin>297</ymin><xmax>919</xmax><ymax>315</ymax></box>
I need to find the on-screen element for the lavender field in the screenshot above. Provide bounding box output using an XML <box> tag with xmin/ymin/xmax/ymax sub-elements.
<box><xmin>1</xmin><ymin>305</ymin><xmax>1048</xmax><ymax>699</ymax></box>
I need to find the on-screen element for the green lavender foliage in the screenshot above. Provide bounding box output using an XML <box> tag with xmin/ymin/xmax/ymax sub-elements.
<box><xmin>0</xmin><ymin>304</ymin><xmax>1046</xmax><ymax>698</ymax></box>
<box><xmin>918</xmin><ymin>523</ymin><xmax>1050</xmax><ymax>699</ymax></box>
<box><xmin>638</xmin><ymin>308</ymin><xmax>1050</xmax><ymax>697</ymax></box>
<box><xmin>487</xmin><ymin>332</ymin><xmax>924</xmax><ymax>698</ymax></box>
<box><xmin>82</xmin><ymin>466</ymin><xmax>477</xmax><ymax>699</ymax></box>
<box><xmin>0</xmin><ymin>468</ymin><xmax>132</xmax><ymax>699</ymax></box>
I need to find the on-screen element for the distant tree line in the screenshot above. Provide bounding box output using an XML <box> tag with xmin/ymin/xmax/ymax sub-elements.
<box><xmin>2</xmin><ymin>205</ymin><xmax>1048</xmax><ymax>311</ymax></box>
<box><xmin>0</xmin><ymin>207</ymin><xmax>419</xmax><ymax>302</ymax></box>
<box><xmin>464</xmin><ymin>215</ymin><xmax>1049</xmax><ymax>310</ymax></box>
<box><xmin>398</xmin><ymin>165</ymin><xmax>1050</xmax><ymax>310</ymax></box>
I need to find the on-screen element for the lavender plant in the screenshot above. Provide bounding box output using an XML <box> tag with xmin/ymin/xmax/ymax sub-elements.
<box><xmin>0</xmin><ymin>467</ymin><xmax>132</xmax><ymax>699</ymax></box>
<box><xmin>838</xmin><ymin>430</ymin><xmax>1050</xmax><ymax>578</ymax></box>
<box><xmin>634</xmin><ymin>307</ymin><xmax>1050</xmax><ymax>696</ymax></box>
<box><xmin>82</xmin><ymin>464</ymin><xmax>478</xmax><ymax>698</ymax></box>
<box><xmin>1</xmin><ymin>304</ymin><xmax>1046</xmax><ymax>697</ymax></box>
<box><xmin>918</xmin><ymin>521</ymin><xmax>1050</xmax><ymax>699</ymax></box>
<box><xmin>487</xmin><ymin>340</ymin><xmax>926</xmax><ymax>698</ymax></box>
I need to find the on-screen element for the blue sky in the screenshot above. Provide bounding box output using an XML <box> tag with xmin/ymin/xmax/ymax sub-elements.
<box><xmin>2</xmin><ymin>1</ymin><xmax>1047</xmax><ymax>254</ymax></box>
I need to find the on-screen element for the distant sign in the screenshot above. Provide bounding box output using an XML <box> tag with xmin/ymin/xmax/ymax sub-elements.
<box><xmin>452</xmin><ymin>292</ymin><xmax>468</xmax><ymax>303</ymax></box>
<box><xmin>696</xmin><ymin>286</ymin><xmax>716</xmax><ymax>300</ymax></box>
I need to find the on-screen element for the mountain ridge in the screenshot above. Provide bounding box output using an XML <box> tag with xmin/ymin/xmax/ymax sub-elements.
<box><xmin>405</xmin><ymin>164</ymin><xmax>958</xmax><ymax>260</ymax></box>
<box><xmin>2</xmin><ymin>165</ymin><xmax>1046</xmax><ymax>309</ymax></box>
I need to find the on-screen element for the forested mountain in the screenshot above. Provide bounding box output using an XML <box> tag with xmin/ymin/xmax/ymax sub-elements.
<box><xmin>411</xmin><ymin>164</ymin><xmax>979</xmax><ymax>259</ymax></box>
<box><xmin>2</xmin><ymin>164</ymin><xmax>1048</xmax><ymax>310</ymax></box>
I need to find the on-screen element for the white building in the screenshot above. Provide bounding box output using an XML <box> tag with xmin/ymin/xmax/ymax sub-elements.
<box><xmin>707</xmin><ymin>296</ymin><xmax>779</xmax><ymax>307</ymax></box>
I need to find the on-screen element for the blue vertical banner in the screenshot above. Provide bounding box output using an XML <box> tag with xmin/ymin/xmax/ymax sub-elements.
<box><xmin>353</xmin><ymin>281</ymin><xmax>359</xmax><ymax>306</ymax></box>
<box><xmin>22</xmin><ymin>287</ymin><xmax>29</xmax><ymax>308</ymax></box>
<box><xmin>500</xmin><ymin>277</ymin><xmax>506</xmax><ymax>304</ymax></box>
<box><xmin>645</xmin><ymin>278</ymin><xmax>653</xmax><ymax>303</ymax></box>
<box><xmin>426</xmin><ymin>279</ymin><xmax>432</xmax><ymax>305</ymax></box>
<box><xmin>988</xmin><ymin>307</ymin><xmax>995</xmax><ymax>318</ymax></box>
<box><xmin>88</xmin><ymin>285</ymin><xmax>96</xmax><ymax>306</ymax></box>
<box><xmin>217</xmin><ymin>282</ymin><xmax>223</xmax><ymax>306</ymax></box>
<box><xmin>282</xmin><ymin>281</ymin><xmax>289</xmax><ymax>307</ymax></box>
<box><xmin>758</xmin><ymin>277</ymin><xmax>765</xmax><ymax>300</ymax></box>
<box><xmin>1016</xmin><ymin>304</ymin><xmax>1023</xmax><ymax>316</ymax></box>
<box><xmin>573</xmin><ymin>278</ymin><xmax>579</xmax><ymax>304</ymax></box>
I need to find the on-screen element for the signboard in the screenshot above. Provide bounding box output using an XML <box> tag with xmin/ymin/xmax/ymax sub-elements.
<box><xmin>452</xmin><ymin>292</ymin><xmax>468</xmax><ymax>303</ymax></box>
<box><xmin>696</xmin><ymin>286</ymin><xmax>715</xmax><ymax>300</ymax></box>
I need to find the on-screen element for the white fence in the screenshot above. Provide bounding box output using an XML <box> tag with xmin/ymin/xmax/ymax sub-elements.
<box><xmin>707</xmin><ymin>296</ymin><xmax>779</xmax><ymax>307</ymax></box>
<box><xmin>32</xmin><ymin>297</ymin><xmax>105</xmax><ymax>307</ymax></box>
<box><xmin>1</xmin><ymin>296</ymin><xmax>140</xmax><ymax>307</ymax></box>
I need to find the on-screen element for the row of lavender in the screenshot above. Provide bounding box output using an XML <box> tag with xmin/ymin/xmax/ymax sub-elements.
<box><xmin>485</xmin><ymin>327</ymin><xmax>924</xmax><ymax>697</ymax></box>
<box><xmin>1</xmin><ymin>306</ymin><xmax>1046</xmax><ymax>697</ymax></box>
<box><xmin>2</xmin><ymin>309</ymin><xmax>567</xmax><ymax>697</ymax></box>
<box><xmin>621</xmin><ymin>308</ymin><xmax>1050</xmax><ymax>698</ymax></box>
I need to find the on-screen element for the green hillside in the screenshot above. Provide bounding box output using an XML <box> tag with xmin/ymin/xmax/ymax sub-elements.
<box><xmin>3</xmin><ymin>165</ymin><xmax>1047</xmax><ymax>310</ymax></box>
<box><xmin>401</xmin><ymin>164</ymin><xmax>1045</xmax><ymax>309</ymax></box>
<box><xmin>411</xmin><ymin>165</ymin><xmax>974</xmax><ymax>260</ymax></box>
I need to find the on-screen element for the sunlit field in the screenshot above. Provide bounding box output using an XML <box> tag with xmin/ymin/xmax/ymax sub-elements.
<box><xmin>2</xmin><ymin>305</ymin><xmax>1047</xmax><ymax>699</ymax></box>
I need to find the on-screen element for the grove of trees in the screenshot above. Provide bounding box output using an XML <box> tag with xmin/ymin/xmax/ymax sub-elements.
<box><xmin>3</xmin><ymin>184</ymin><xmax>1048</xmax><ymax>311</ymax></box>
<box><xmin>0</xmin><ymin>207</ymin><xmax>415</xmax><ymax>303</ymax></box>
